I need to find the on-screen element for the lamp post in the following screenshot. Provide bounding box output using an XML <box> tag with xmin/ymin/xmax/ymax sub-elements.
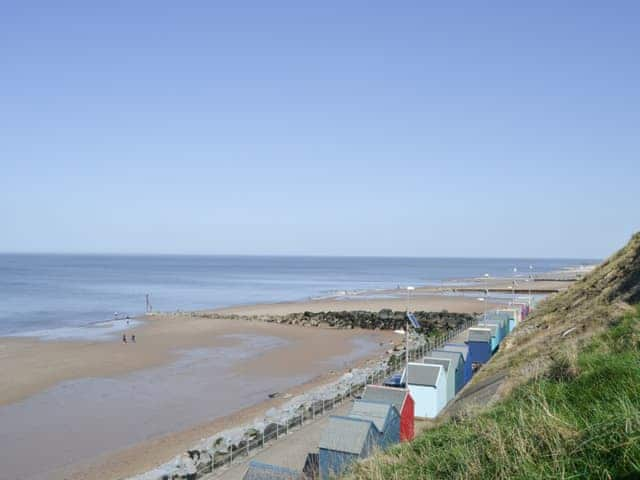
<box><xmin>406</xmin><ymin>286</ymin><xmax>415</xmax><ymax>384</ymax></box>
<box><xmin>529</xmin><ymin>265</ymin><xmax>534</xmax><ymax>308</ymax></box>
<box><xmin>483</xmin><ymin>273</ymin><xmax>490</xmax><ymax>321</ymax></box>
<box><xmin>512</xmin><ymin>267</ymin><xmax>518</xmax><ymax>304</ymax></box>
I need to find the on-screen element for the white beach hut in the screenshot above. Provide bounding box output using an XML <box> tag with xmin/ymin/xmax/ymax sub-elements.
<box><xmin>402</xmin><ymin>362</ymin><xmax>446</xmax><ymax>419</ymax></box>
<box><xmin>422</xmin><ymin>356</ymin><xmax>455</xmax><ymax>404</ymax></box>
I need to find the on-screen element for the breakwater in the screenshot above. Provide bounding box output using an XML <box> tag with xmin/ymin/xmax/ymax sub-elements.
<box><xmin>193</xmin><ymin>309</ymin><xmax>476</xmax><ymax>332</ymax></box>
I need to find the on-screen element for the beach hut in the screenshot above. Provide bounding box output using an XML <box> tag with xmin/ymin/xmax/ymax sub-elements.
<box><xmin>243</xmin><ymin>460</ymin><xmax>304</xmax><ymax>480</ymax></box>
<box><xmin>483</xmin><ymin>316</ymin><xmax>506</xmax><ymax>343</ymax></box>
<box><xmin>319</xmin><ymin>416</ymin><xmax>380</xmax><ymax>479</ymax></box>
<box><xmin>466</xmin><ymin>327</ymin><xmax>492</xmax><ymax>364</ymax></box>
<box><xmin>497</xmin><ymin>310</ymin><xmax>513</xmax><ymax>335</ymax></box>
<box><xmin>423</xmin><ymin>356</ymin><xmax>455</xmax><ymax>404</ymax></box>
<box><xmin>349</xmin><ymin>400</ymin><xmax>400</xmax><ymax>449</ymax></box>
<box><xmin>361</xmin><ymin>385</ymin><xmax>415</xmax><ymax>442</ymax></box>
<box><xmin>431</xmin><ymin>349</ymin><xmax>465</xmax><ymax>394</ymax></box>
<box><xmin>442</xmin><ymin>343</ymin><xmax>472</xmax><ymax>385</ymax></box>
<box><xmin>403</xmin><ymin>362</ymin><xmax>446</xmax><ymax>419</ymax></box>
<box><xmin>497</xmin><ymin>308</ymin><xmax>518</xmax><ymax>333</ymax></box>
<box><xmin>477</xmin><ymin>322</ymin><xmax>500</xmax><ymax>352</ymax></box>
<box><xmin>514</xmin><ymin>302</ymin><xmax>530</xmax><ymax>319</ymax></box>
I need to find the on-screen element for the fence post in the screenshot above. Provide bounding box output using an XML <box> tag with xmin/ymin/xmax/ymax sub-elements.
<box><xmin>276</xmin><ymin>423</ymin><xmax>279</xmax><ymax>439</ymax></box>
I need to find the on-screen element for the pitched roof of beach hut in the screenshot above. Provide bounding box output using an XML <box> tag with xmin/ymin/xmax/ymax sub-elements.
<box><xmin>484</xmin><ymin>316</ymin><xmax>505</xmax><ymax>328</ymax></box>
<box><xmin>468</xmin><ymin>327</ymin><xmax>492</xmax><ymax>342</ymax></box>
<box><xmin>477</xmin><ymin>323</ymin><xmax>499</xmax><ymax>338</ymax></box>
<box><xmin>431</xmin><ymin>349</ymin><xmax>464</xmax><ymax>368</ymax></box>
<box><xmin>319</xmin><ymin>416</ymin><xmax>379</xmax><ymax>455</ymax></box>
<box><xmin>423</xmin><ymin>356</ymin><xmax>454</xmax><ymax>399</ymax></box>
<box><xmin>498</xmin><ymin>307</ymin><xmax>521</xmax><ymax>321</ymax></box>
<box><xmin>361</xmin><ymin>385</ymin><xmax>414</xmax><ymax>442</ymax></box>
<box><xmin>349</xmin><ymin>400</ymin><xmax>398</xmax><ymax>433</ymax></box>
<box><xmin>362</xmin><ymin>385</ymin><xmax>410</xmax><ymax>413</ymax></box>
<box><xmin>442</xmin><ymin>343</ymin><xmax>469</xmax><ymax>361</ymax></box>
<box><xmin>423</xmin><ymin>356</ymin><xmax>452</xmax><ymax>373</ymax></box>
<box><xmin>405</xmin><ymin>362</ymin><xmax>442</xmax><ymax>387</ymax></box>
<box><xmin>243</xmin><ymin>460</ymin><xmax>304</xmax><ymax>480</ymax></box>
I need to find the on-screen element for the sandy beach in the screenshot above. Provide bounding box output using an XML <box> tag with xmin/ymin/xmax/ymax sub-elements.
<box><xmin>0</xmin><ymin>314</ymin><xmax>396</xmax><ymax>479</ymax></box>
<box><xmin>0</xmin><ymin>286</ymin><xmax>542</xmax><ymax>480</ymax></box>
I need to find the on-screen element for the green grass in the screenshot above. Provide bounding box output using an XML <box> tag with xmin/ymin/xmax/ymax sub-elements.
<box><xmin>347</xmin><ymin>306</ymin><xmax>640</xmax><ymax>480</ymax></box>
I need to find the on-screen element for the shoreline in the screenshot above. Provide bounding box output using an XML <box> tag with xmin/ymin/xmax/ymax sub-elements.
<box><xmin>0</xmin><ymin>264</ymin><xmax>592</xmax><ymax>342</ymax></box>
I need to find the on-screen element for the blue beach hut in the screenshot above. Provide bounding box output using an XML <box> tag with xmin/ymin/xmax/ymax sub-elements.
<box><xmin>493</xmin><ymin>311</ymin><xmax>511</xmax><ymax>336</ymax></box>
<box><xmin>442</xmin><ymin>343</ymin><xmax>472</xmax><ymax>385</ymax></box>
<box><xmin>466</xmin><ymin>327</ymin><xmax>492</xmax><ymax>364</ymax></box>
<box><xmin>349</xmin><ymin>400</ymin><xmax>401</xmax><ymax>449</ymax></box>
<box><xmin>403</xmin><ymin>362</ymin><xmax>446</xmax><ymax>419</ymax></box>
<box><xmin>477</xmin><ymin>323</ymin><xmax>500</xmax><ymax>352</ymax></box>
<box><xmin>431</xmin><ymin>349</ymin><xmax>465</xmax><ymax>394</ymax></box>
<box><xmin>483</xmin><ymin>317</ymin><xmax>506</xmax><ymax>344</ymax></box>
<box><xmin>319</xmin><ymin>416</ymin><xmax>380</xmax><ymax>479</ymax></box>
<box><xmin>498</xmin><ymin>308</ymin><xmax>519</xmax><ymax>333</ymax></box>
<box><xmin>498</xmin><ymin>311</ymin><xmax>512</xmax><ymax>335</ymax></box>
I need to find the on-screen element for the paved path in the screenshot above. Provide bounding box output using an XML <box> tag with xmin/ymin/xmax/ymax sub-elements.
<box><xmin>204</xmin><ymin>402</ymin><xmax>352</xmax><ymax>480</ymax></box>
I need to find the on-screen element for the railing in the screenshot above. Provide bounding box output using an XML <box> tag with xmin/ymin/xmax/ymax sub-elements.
<box><xmin>192</xmin><ymin>316</ymin><xmax>478</xmax><ymax>478</ymax></box>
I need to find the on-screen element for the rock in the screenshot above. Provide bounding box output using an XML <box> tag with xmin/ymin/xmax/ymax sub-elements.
<box><xmin>264</xmin><ymin>422</ymin><xmax>278</xmax><ymax>437</ymax></box>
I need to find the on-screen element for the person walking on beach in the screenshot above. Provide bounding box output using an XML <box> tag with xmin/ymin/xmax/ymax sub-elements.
<box><xmin>122</xmin><ymin>333</ymin><xmax>127</xmax><ymax>344</ymax></box>
<box><xmin>131</xmin><ymin>334</ymin><xmax>136</xmax><ymax>343</ymax></box>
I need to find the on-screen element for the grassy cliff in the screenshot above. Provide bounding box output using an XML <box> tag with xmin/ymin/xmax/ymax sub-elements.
<box><xmin>346</xmin><ymin>232</ymin><xmax>640</xmax><ymax>480</ymax></box>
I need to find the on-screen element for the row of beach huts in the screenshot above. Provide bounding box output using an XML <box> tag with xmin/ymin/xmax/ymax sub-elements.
<box><xmin>242</xmin><ymin>303</ymin><xmax>530</xmax><ymax>480</ymax></box>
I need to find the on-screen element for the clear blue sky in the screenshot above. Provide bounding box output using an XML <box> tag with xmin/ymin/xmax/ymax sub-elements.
<box><xmin>1</xmin><ymin>1</ymin><xmax>638</xmax><ymax>258</ymax></box>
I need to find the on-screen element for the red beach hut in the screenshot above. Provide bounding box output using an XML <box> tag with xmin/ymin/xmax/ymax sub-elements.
<box><xmin>361</xmin><ymin>385</ymin><xmax>415</xmax><ymax>442</ymax></box>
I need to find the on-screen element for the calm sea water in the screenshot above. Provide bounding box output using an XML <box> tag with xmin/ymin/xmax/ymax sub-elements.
<box><xmin>0</xmin><ymin>254</ymin><xmax>597</xmax><ymax>337</ymax></box>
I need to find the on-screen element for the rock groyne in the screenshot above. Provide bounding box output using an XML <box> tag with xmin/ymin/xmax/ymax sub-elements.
<box><xmin>193</xmin><ymin>309</ymin><xmax>475</xmax><ymax>333</ymax></box>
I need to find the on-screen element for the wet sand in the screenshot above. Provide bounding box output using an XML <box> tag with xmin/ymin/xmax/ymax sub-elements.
<box><xmin>0</xmin><ymin>317</ymin><xmax>394</xmax><ymax>480</ymax></box>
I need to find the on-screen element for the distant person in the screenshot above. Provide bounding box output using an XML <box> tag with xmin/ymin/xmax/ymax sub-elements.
<box><xmin>122</xmin><ymin>333</ymin><xmax>127</xmax><ymax>344</ymax></box>
<box><xmin>131</xmin><ymin>334</ymin><xmax>136</xmax><ymax>343</ymax></box>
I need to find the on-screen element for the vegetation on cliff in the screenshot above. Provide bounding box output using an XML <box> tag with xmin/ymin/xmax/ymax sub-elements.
<box><xmin>345</xmin><ymin>232</ymin><xmax>640</xmax><ymax>480</ymax></box>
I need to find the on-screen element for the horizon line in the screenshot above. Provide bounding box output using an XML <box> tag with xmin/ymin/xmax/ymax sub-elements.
<box><xmin>0</xmin><ymin>250</ymin><xmax>602</xmax><ymax>262</ymax></box>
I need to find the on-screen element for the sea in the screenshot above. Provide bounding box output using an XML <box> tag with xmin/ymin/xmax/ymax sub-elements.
<box><xmin>0</xmin><ymin>254</ymin><xmax>597</xmax><ymax>339</ymax></box>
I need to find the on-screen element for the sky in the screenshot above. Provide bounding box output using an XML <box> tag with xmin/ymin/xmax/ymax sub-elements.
<box><xmin>1</xmin><ymin>1</ymin><xmax>638</xmax><ymax>258</ymax></box>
